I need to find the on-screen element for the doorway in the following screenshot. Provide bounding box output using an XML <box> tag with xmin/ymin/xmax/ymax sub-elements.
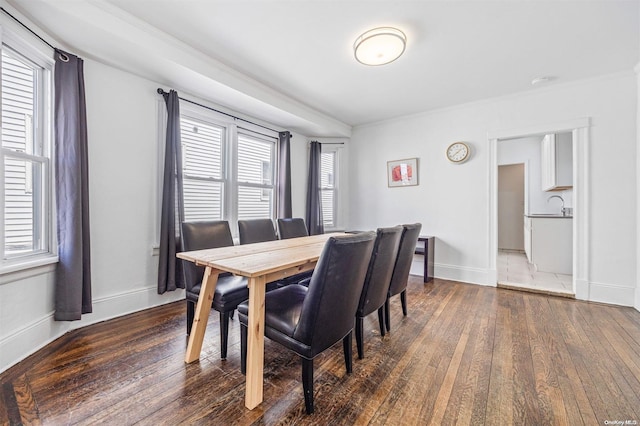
<box><xmin>488</xmin><ymin>118</ymin><xmax>590</xmax><ymax>300</ymax></box>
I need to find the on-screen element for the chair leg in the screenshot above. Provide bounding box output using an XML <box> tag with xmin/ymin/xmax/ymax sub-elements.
<box><xmin>343</xmin><ymin>331</ymin><xmax>353</xmax><ymax>374</ymax></box>
<box><xmin>385</xmin><ymin>297</ymin><xmax>391</xmax><ymax>332</ymax></box>
<box><xmin>377</xmin><ymin>307</ymin><xmax>386</xmax><ymax>337</ymax></box>
<box><xmin>302</xmin><ymin>358</ymin><xmax>314</xmax><ymax>414</ymax></box>
<box><xmin>220</xmin><ymin>311</ymin><xmax>230</xmax><ymax>359</ymax></box>
<box><xmin>240</xmin><ymin>323</ymin><xmax>247</xmax><ymax>375</ymax></box>
<box><xmin>400</xmin><ymin>290</ymin><xmax>407</xmax><ymax>316</ymax></box>
<box><xmin>355</xmin><ymin>317</ymin><xmax>364</xmax><ymax>359</ymax></box>
<box><xmin>186</xmin><ymin>301</ymin><xmax>195</xmax><ymax>335</ymax></box>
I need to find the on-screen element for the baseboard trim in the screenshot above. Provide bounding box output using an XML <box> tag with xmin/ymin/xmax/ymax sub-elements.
<box><xmin>0</xmin><ymin>285</ymin><xmax>184</xmax><ymax>374</ymax></box>
<box><xmin>586</xmin><ymin>281</ymin><xmax>636</xmax><ymax>307</ymax></box>
<box><xmin>434</xmin><ymin>263</ymin><xmax>495</xmax><ymax>287</ymax></box>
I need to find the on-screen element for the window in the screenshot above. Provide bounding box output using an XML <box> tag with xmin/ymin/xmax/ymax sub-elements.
<box><xmin>0</xmin><ymin>37</ymin><xmax>53</xmax><ymax>267</ymax></box>
<box><xmin>178</xmin><ymin>105</ymin><xmax>276</xmax><ymax>231</ymax></box>
<box><xmin>320</xmin><ymin>150</ymin><xmax>336</xmax><ymax>229</ymax></box>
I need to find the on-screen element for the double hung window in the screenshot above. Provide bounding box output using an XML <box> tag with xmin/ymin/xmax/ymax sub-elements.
<box><xmin>0</xmin><ymin>32</ymin><xmax>54</xmax><ymax>269</ymax></box>
<box><xmin>178</xmin><ymin>104</ymin><xmax>276</xmax><ymax>232</ymax></box>
<box><xmin>320</xmin><ymin>149</ymin><xmax>337</xmax><ymax>230</ymax></box>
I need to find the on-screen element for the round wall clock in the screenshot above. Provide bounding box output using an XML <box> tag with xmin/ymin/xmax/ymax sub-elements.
<box><xmin>446</xmin><ymin>142</ymin><xmax>470</xmax><ymax>163</ymax></box>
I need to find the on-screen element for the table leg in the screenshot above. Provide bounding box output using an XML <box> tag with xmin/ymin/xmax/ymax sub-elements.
<box><xmin>245</xmin><ymin>275</ymin><xmax>266</xmax><ymax>410</ymax></box>
<box><xmin>185</xmin><ymin>267</ymin><xmax>220</xmax><ymax>363</ymax></box>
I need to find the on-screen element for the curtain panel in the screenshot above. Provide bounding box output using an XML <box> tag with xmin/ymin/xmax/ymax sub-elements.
<box><xmin>277</xmin><ymin>131</ymin><xmax>292</xmax><ymax>219</ymax></box>
<box><xmin>157</xmin><ymin>90</ymin><xmax>185</xmax><ymax>293</ymax></box>
<box><xmin>54</xmin><ymin>50</ymin><xmax>92</xmax><ymax>321</ymax></box>
<box><xmin>305</xmin><ymin>141</ymin><xmax>324</xmax><ymax>235</ymax></box>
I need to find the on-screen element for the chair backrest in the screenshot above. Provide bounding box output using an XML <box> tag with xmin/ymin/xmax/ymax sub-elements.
<box><xmin>388</xmin><ymin>223</ymin><xmax>422</xmax><ymax>298</ymax></box>
<box><xmin>277</xmin><ymin>218</ymin><xmax>309</xmax><ymax>239</ymax></box>
<box><xmin>238</xmin><ymin>219</ymin><xmax>277</xmax><ymax>245</ymax></box>
<box><xmin>293</xmin><ymin>232</ymin><xmax>376</xmax><ymax>354</ymax></box>
<box><xmin>181</xmin><ymin>221</ymin><xmax>234</xmax><ymax>291</ymax></box>
<box><xmin>357</xmin><ymin>226</ymin><xmax>403</xmax><ymax>317</ymax></box>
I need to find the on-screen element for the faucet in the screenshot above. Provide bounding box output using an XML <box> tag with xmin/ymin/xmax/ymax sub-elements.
<box><xmin>547</xmin><ymin>195</ymin><xmax>566</xmax><ymax>216</ymax></box>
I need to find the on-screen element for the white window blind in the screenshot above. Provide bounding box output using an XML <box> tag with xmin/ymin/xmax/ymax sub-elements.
<box><xmin>181</xmin><ymin>116</ymin><xmax>225</xmax><ymax>222</ymax></box>
<box><xmin>237</xmin><ymin>132</ymin><xmax>274</xmax><ymax>220</ymax></box>
<box><xmin>320</xmin><ymin>151</ymin><xmax>335</xmax><ymax>228</ymax></box>
<box><xmin>1</xmin><ymin>45</ymin><xmax>50</xmax><ymax>260</ymax></box>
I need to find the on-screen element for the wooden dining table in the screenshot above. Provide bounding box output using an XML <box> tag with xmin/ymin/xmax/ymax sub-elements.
<box><xmin>177</xmin><ymin>232</ymin><xmax>341</xmax><ymax>410</ymax></box>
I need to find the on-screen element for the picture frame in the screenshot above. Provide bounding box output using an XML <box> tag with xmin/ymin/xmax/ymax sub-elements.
<box><xmin>387</xmin><ymin>158</ymin><xmax>418</xmax><ymax>187</ymax></box>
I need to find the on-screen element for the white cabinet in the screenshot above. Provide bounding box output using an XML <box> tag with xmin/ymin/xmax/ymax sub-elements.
<box><xmin>541</xmin><ymin>133</ymin><xmax>573</xmax><ymax>191</ymax></box>
<box><xmin>529</xmin><ymin>217</ymin><xmax>572</xmax><ymax>274</ymax></box>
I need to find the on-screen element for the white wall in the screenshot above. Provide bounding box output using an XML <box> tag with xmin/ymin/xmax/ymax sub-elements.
<box><xmin>349</xmin><ymin>72</ymin><xmax>637</xmax><ymax>305</ymax></box>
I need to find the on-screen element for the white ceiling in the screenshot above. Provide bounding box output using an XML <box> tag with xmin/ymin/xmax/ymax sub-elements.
<box><xmin>5</xmin><ymin>0</ymin><xmax>639</xmax><ymax>137</ymax></box>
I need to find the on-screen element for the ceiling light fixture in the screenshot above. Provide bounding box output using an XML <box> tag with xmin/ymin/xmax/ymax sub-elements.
<box><xmin>354</xmin><ymin>27</ymin><xmax>406</xmax><ymax>66</ymax></box>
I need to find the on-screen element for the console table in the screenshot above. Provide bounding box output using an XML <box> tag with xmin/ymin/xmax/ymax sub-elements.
<box><xmin>415</xmin><ymin>236</ymin><xmax>434</xmax><ymax>282</ymax></box>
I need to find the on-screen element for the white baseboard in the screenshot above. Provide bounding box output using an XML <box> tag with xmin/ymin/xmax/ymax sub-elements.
<box><xmin>0</xmin><ymin>285</ymin><xmax>184</xmax><ymax>374</ymax></box>
<box><xmin>433</xmin><ymin>263</ymin><xmax>495</xmax><ymax>287</ymax></box>
<box><xmin>586</xmin><ymin>281</ymin><xmax>636</xmax><ymax>307</ymax></box>
<box><xmin>418</xmin><ymin>265</ymin><xmax>637</xmax><ymax>310</ymax></box>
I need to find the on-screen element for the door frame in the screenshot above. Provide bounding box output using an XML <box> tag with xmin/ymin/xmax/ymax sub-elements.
<box><xmin>487</xmin><ymin>118</ymin><xmax>590</xmax><ymax>299</ymax></box>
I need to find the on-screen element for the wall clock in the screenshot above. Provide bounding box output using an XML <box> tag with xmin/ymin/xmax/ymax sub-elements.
<box><xmin>446</xmin><ymin>142</ymin><xmax>470</xmax><ymax>163</ymax></box>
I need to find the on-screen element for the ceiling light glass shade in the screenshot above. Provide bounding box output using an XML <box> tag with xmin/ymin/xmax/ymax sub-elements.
<box><xmin>354</xmin><ymin>27</ymin><xmax>406</xmax><ymax>66</ymax></box>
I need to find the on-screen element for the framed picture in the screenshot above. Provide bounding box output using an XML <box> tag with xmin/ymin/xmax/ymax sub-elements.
<box><xmin>387</xmin><ymin>158</ymin><xmax>418</xmax><ymax>187</ymax></box>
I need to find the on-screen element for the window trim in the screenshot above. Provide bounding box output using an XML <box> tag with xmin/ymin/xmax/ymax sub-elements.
<box><xmin>0</xmin><ymin>25</ymin><xmax>56</xmax><ymax>275</ymax></box>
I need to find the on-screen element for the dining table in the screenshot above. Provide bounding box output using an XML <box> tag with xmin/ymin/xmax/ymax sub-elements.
<box><xmin>177</xmin><ymin>232</ymin><xmax>341</xmax><ymax>410</ymax></box>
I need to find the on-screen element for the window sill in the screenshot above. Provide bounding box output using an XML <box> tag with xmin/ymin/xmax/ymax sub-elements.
<box><xmin>0</xmin><ymin>255</ymin><xmax>58</xmax><ymax>284</ymax></box>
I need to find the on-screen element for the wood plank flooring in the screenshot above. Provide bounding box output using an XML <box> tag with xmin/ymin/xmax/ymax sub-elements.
<box><xmin>1</xmin><ymin>277</ymin><xmax>640</xmax><ymax>425</ymax></box>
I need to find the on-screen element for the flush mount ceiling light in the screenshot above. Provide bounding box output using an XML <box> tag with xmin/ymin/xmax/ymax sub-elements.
<box><xmin>354</xmin><ymin>27</ymin><xmax>406</xmax><ymax>66</ymax></box>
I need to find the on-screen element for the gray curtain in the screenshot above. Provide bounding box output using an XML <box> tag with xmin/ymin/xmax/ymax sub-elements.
<box><xmin>305</xmin><ymin>141</ymin><xmax>324</xmax><ymax>235</ymax></box>
<box><xmin>54</xmin><ymin>50</ymin><xmax>92</xmax><ymax>321</ymax></box>
<box><xmin>277</xmin><ymin>131</ymin><xmax>292</xmax><ymax>218</ymax></box>
<box><xmin>157</xmin><ymin>90</ymin><xmax>185</xmax><ymax>293</ymax></box>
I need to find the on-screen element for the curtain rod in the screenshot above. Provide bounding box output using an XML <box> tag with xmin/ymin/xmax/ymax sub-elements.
<box><xmin>0</xmin><ymin>7</ymin><xmax>71</xmax><ymax>62</ymax></box>
<box><xmin>0</xmin><ymin>6</ymin><xmax>55</xmax><ymax>51</ymax></box>
<box><xmin>157</xmin><ymin>88</ymin><xmax>285</xmax><ymax>137</ymax></box>
<box><xmin>311</xmin><ymin>141</ymin><xmax>344</xmax><ymax>145</ymax></box>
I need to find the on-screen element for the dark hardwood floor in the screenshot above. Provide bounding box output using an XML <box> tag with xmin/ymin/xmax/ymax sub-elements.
<box><xmin>2</xmin><ymin>277</ymin><xmax>640</xmax><ymax>425</ymax></box>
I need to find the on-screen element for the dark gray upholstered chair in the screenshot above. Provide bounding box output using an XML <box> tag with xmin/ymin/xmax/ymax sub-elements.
<box><xmin>238</xmin><ymin>232</ymin><xmax>376</xmax><ymax>414</ymax></box>
<box><xmin>181</xmin><ymin>221</ymin><xmax>248</xmax><ymax>359</ymax></box>
<box><xmin>385</xmin><ymin>223</ymin><xmax>422</xmax><ymax>332</ymax></box>
<box><xmin>277</xmin><ymin>217</ymin><xmax>309</xmax><ymax>239</ymax></box>
<box><xmin>355</xmin><ymin>226</ymin><xmax>403</xmax><ymax>359</ymax></box>
<box><xmin>277</xmin><ymin>217</ymin><xmax>313</xmax><ymax>284</ymax></box>
<box><xmin>238</xmin><ymin>218</ymin><xmax>277</xmax><ymax>245</ymax></box>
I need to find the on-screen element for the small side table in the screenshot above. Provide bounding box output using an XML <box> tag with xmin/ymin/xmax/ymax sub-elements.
<box><xmin>415</xmin><ymin>236</ymin><xmax>434</xmax><ymax>283</ymax></box>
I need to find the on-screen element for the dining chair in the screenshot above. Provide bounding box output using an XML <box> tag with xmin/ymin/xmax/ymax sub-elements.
<box><xmin>385</xmin><ymin>223</ymin><xmax>422</xmax><ymax>332</ymax></box>
<box><xmin>277</xmin><ymin>217</ymin><xmax>309</xmax><ymax>239</ymax></box>
<box><xmin>238</xmin><ymin>232</ymin><xmax>376</xmax><ymax>414</ymax></box>
<box><xmin>238</xmin><ymin>218</ymin><xmax>277</xmax><ymax>245</ymax></box>
<box><xmin>355</xmin><ymin>225</ymin><xmax>403</xmax><ymax>359</ymax></box>
<box><xmin>181</xmin><ymin>220</ymin><xmax>249</xmax><ymax>359</ymax></box>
